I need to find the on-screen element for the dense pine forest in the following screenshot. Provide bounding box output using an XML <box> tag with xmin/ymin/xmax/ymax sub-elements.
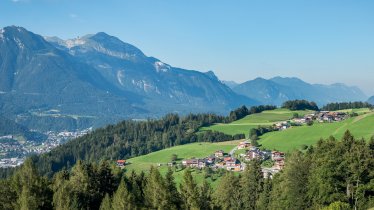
<box><xmin>0</xmin><ymin>131</ymin><xmax>373</xmax><ymax>210</ymax></box>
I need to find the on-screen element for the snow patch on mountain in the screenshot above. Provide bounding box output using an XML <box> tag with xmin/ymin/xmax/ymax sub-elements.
<box><xmin>38</xmin><ymin>52</ymin><xmax>58</xmax><ymax>57</ymax></box>
<box><xmin>0</xmin><ymin>28</ymin><xmax>4</xmax><ymax>40</ymax></box>
<box><xmin>14</xmin><ymin>37</ymin><xmax>25</xmax><ymax>49</ymax></box>
<box><xmin>117</xmin><ymin>70</ymin><xmax>125</xmax><ymax>86</ymax></box>
<box><xmin>97</xmin><ymin>64</ymin><xmax>111</xmax><ymax>69</ymax></box>
<box><xmin>154</xmin><ymin>61</ymin><xmax>170</xmax><ymax>72</ymax></box>
<box><xmin>65</xmin><ymin>38</ymin><xmax>86</xmax><ymax>48</ymax></box>
<box><xmin>91</xmin><ymin>44</ymin><xmax>137</xmax><ymax>60</ymax></box>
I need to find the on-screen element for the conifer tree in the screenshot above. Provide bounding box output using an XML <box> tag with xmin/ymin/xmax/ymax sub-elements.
<box><xmin>0</xmin><ymin>179</ymin><xmax>17</xmax><ymax>210</ymax></box>
<box><xmin>99</xmin><ymin>193</ymin><xmax>112</xmax><ymax>210</ymax></box>
<box><xmin>12</xmin><ymin>159</ymin><xmax>52</xmax><ymax>210</ymax></box>
<box><xmin>213</xmin><ymin>172</ymin><xmax>241</xmax><ymax>210</ymax></box>
<box><xmin>180</xmin><ymin>169</ymin><xmax>200</xmax><ymax>210</ymax></box>
<box><xmin>256</xmin><ymin>175</ymin><xmax>272</xmax><ymax>210</ymax></box>
<box><xmin>240</xmin><ymin>159</ymin><xmax>263</xmax><ymax>210</ymax></box>
<box><xmin>128</xmin><ymin>170</ymin><xmax>145</xmax><ymax>207</ymax></box>
<box><xmin>199</xmin><ymin>179</ymin><xmax>213</xmax><ymax>210</ymax></box>
<box><xmin>271</xmin><ymin>151</ymin><xmax>310</xmax><ymax>209</ymax></box>
<box><xmin>112</xmin><ymin>178</ymin><xmax>136</xmax><ymax>210</ymax></box>
<box><xmin>97</xmin><ymin>161</ymin><xmax>117</xmax><ymax>197</ymax></box>
<box><xmin>165</xmin><ymin>167</ymin><xmax>182</xmax><ymax>209</ymax></box>
<box><xmin>144</xmin><ymin>166</ymin><xmax>171</xmax><ymax>209</ymax></box>
<box><xmin>52</xmin><ymin>170</ymin><xmax>73</xmax><ymax>210</ymax></box>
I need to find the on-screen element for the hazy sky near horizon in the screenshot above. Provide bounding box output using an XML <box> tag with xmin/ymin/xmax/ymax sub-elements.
<box><xmin>1</xmin><ymin>0</ymin><xmax>374</xmax><ymax>95</ymax></box>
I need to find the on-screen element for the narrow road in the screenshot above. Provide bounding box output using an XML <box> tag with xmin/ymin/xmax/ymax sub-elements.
<box><xmin>229</xmin><ymin>146</ymin><xmax>238</xmax><ymax>157</ymax></box>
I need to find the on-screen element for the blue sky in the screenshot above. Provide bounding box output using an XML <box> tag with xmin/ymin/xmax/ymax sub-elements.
<box><xmin>1</xmin><ymin>0</ymin><xmax>374</xmax><ymax>95</ymax></box>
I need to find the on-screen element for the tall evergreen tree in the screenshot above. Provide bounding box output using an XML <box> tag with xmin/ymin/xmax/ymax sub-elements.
<box><xmin>165</xmin><ymin>167</ymin><xmax>182</xmax><ymax>209</ymax></box>
<box><xmin>97</xmin><ymin>161</ymin><xmax>118</xmax><ymax>197</ymax></box>
<box><xmin>256</xmin><ymin>175</ymin><xmax>272</xmax><ymax>210</ymax></box>
<box><xmin>112</xmin><ymin>178</ymin><xmax>136</xmax><ymax>210</ymax></box>
<box><xmin>213</xmin><ymin>172</ymin><xmax>241</xmax><ymax>210</ymax></box>
<box><xmin>52</xmin><ymin>170</ymin><xmax>73</xmax><ymax>210</ymax></box>
<box><xmin>12</xmin><ymin>159</ymin><xmax>52</xmax><ymax>210</ymax></box>
<box><xmin>199</xmin><ymin>179</ymin><xmax>213</xmax><ymax>210</ymax></box>
<box><xmin>180</xmin><ymin>169</ymin><xmax>201</xmax><ymax>210</ymax></box>
<box><xmin>270</xmin><ymin>151</ymin><xmax>310</xmax><ymax>210</ymax></box>
<box><xmin>144</xmin><ymin>166</ymin><xmax>172</xmax><ymax>209</ymax></box>
<box><xmin>99</xmin><ymin>193</ymin><xmax>112</xmax><ymax>210</ymax></box>
<box><xmin>240</xmin><ymin>160</ymin><xmax>264</xmax><ymax>210</ymax></box>
<box><xmin>128</xmin><ymin>170</ymin><xmax>145</xmax><ymax>207</ymax></box>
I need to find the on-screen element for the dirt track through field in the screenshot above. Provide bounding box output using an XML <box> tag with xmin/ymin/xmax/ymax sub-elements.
<box><xmin>353</xmin><ymin>112</ymin><xmax>373</xmax><ymax>123</ymax></box>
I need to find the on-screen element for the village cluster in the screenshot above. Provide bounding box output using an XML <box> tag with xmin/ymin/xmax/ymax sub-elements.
<box><xmin>179</xmin><ymin>141</ymin><xmax>285</xmax><ymax>176</ymax></box>
<box><xmin>0</xmin><ymin>128</ymin><xmax>92</xmax><ymax>168</ymax></box>
<box><xmin>117</xmin><ymin>141</ymin><xmax>286</xmax><ymax>177</ymax></box>
<box><xmin>273</xmin><ymin>111</ymin><xmax>348</xmax><ymax>131</ymax></box>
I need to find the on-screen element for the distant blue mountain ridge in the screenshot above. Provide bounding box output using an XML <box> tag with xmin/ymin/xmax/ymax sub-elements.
<box><xmin>232</xmin><ymin>77</ymin><xmax>367</xmax><ymax>106</ymax></box>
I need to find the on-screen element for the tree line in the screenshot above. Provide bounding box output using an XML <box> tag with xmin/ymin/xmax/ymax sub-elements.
<box><xmin>281</xmin><ymin>100</ymin><xmax>319</xmax><ymax>111</ymax></box>
<box><xmin>1</xmin><ymin>131</ymin><xmax>373</xmax><ymax>210</ymax></box>
<box><xmin>228</xmin><ymin>105</ymin><xmax>277</xmax><ymax>122</ymax></box>
<box><xmin>322</xmin><ymin>101</ymin><xmax>374</xmax><ymax>111</ymax></box>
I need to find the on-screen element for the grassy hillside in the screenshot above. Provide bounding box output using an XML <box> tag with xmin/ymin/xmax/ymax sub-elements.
<box><xmin>125</xmin><ymin>140</ymin><xmax>241</xmax><ymax>188</ymax></box>
<box><xmin>334</xmin><ymin>108</ymin><xmax>371</xmax><ymax>115</ymax></box>
<box><xmin>200</xmin><ymin>109</ymin><xmax>313</xmax><ymax>137</ymax></box>
<box><xmin>200</xmin><ymin>108</ymin><xmax>374</xmax><ymax>152</ymax></box>
<box><xmin>260</xmin><ymin>111</ymin><xmax>374</xmax><ymax>152</ymax></box>
<box><xmin>125</xmin><ymin>140</ymin><xmax>240</xmax><ymax>172</ymax></box>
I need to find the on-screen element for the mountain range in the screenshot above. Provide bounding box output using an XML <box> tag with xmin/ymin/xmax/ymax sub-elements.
<box><xmin>232</xmin><ymin>77</ymin><xmax>367</xmax><ymax>106</ymax></box>
<box><xmin>0</xmin><ymin>26</ymin><xmax>369</xmax><ymax>131</ymax></box>
<box><xmin>0</xmin><ymin>26</ymin><xmax>254</xmax><ymax>131</ymax></box>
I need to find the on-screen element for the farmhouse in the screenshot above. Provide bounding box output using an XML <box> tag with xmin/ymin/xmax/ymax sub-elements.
<box><xmin>274</xmin><ymin>121</ymin><xmax>290</xmax><ymax>130</ymax></box>
<box><xmin>245</xmin><ymin>150</ymin><xmax>262</xmax><ymax>161</ymax></box>
<box><xmin>214</xmin><ymin>150</ymin><xmax>224</xmax><ymax>157</ymax></box>
<box><xmin>116</xmin><ymin>160</ymin><xmax>126</xmax><ymax>167</ymax></box>
<box><xmin>206</xmin><ymin>156</ymin><xmax>215</xmax><ymax>164</ymax></box>
<box><xmin>241</xmin><ymin>146</ymin><xmax>271</xmax><ymax>162</ymax></box>
<box><xmin>238</xmin><ymin>141</ymin><xmax>251</xmax><ymax>149</ymax></box>
<box><xmin>273</xmin><ymin>159</ymin><xmax>285</xmax><ymax>170</ymax></box>
<box><xmin>293</xmin><ymin>117</ymin><xmax>312</xmax><ymax>125</ymax></box>
<box><xmin>226</xmin><ymin>164</ymin><xmax>242</xmax><ymax>172</ymax></box>
<box><xmin>182</xmin><ymin>158</ymin><xmax>206</xmax><ymax>168</ymax></box>
<box><xmin>182</xmin><ymin>159</ymin><xmax>198</xmax><ymax>167</ymax></box>
<box><xmin>224</xmin><ymin>157</ymin><xmax>238</xmax><ymax>167</ymax></box>
<box><xmin>271</xmin><ymin>151</ymin><xmax>285</xmax><ymax>161</ymax></box>
<box><xmin>317</xmin><ymin>111</ymin><xmax>347</xmax><ymax>123</ymax></box>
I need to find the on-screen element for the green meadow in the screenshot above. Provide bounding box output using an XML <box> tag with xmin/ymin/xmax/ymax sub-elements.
<box><xmin>200</xmin><ymin>108</ymin><xmax>374</xmax><ymax>152</ymax></box>
<box><xmin>125</xmin><ymin>140</ymin><xmax>240</xmax><ymax>172</ymax></box>
<box><xmin>335</xmin><ymin>108</ymin><xmax>371</xmax><ymax>115</ymax></box>
<box><xmin>124</xmin><ymin>140</ymin><xmax>241</xmax><ymax>188</ymax></box>
<box><xmin>260</xmin><ymin>111</ymin><xmax>374</xmax><ymax>152</ymax></box>
<box><xmin>200</xmin><ymin>109</ymin><xmax>313</xmax><ymax>137</ymax></box>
